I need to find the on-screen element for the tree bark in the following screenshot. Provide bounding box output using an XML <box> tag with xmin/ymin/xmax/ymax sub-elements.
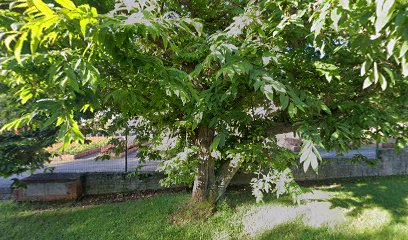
<box><xmin>192</xmin><ymin>126</ymin><xmax>215</xmax><ymax>202</ymax></box>
<box><xmin>215</xmin><ymin>158</ymin><xmax>242</xmax><ymax>202</ymax></box>
<box><xmin>191</xmin><ymin>123</ymin><xmax>296</xmax><ymax>203</ymax></box>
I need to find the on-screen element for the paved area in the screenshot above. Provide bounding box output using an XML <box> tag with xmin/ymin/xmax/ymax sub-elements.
<box><xmin>48</xmin><ymin>152</ymin><xmax>159</xmax><ymax>173</ymax></box>
<box><xmin>0</xmin><ymin>152</ymin><xmax>160</xmax><ymax>192</ymax></box>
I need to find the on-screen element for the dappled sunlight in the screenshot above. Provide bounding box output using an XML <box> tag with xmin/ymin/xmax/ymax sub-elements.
<box><xmin>239</xmin><ymin>186</ymin><xmax>403</xmax><ymax>238</ymax></box>
<box><xmin>1</xmin><ymin>177</ymin><xmax>408</xmax><ymax>240</ymax></box>
<box><xmin>348</xmin><ymin>207</ymin><xmax>391</xmax><ymax>231</ymax></box>
<box><xmin>299</xmin><ymin>190</ymin><xmax>334</xmax><ymax>201</ymax></box>
<box><xmin>302</xmin><ymin>202</ymin><xmax>345</xmax><ymax>228</ymax></box>
<box><xmin>242</xmin><ymin>197</ymin><xmax>346</xmax><ymax>237</ymax></box>
<box><xmin>243</xmin><ymin>205</ymin><xmax>300</xmax><ymax>237</ymax></box>
<box><xmin>325</xmin><ymin>177</ymin><xmax>408</xmax><ymax>222</ymax></box>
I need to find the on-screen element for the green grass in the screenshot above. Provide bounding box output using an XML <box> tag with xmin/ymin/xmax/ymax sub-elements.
<box><xmin>1</xmin><ymin>176</ymin><xmax>408</xmax><ymax>240</ymax></box>
<box><xmin>61</xmin><ymin>138</ymin><xmax>111</xmax><ymax>155</ymax></box>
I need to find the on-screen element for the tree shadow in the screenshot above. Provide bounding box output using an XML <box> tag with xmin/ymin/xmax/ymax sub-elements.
<box><xmin>223</xmin><ymin>187</ymin><xmax>295</xmax><ymax>208</ymax></box>
<box><xmin>1</xmin><ymin>193</ymin><xmax>202</xmax><ymax>240</ymax></box>
<box><xmin>322</xmin><ymin>176</ymin><xmax>408</xmax><ymax>223</ymax></box>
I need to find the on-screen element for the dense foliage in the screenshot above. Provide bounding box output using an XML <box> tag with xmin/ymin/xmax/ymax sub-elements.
<box><xmin>0</xmin><ymin>0</ymin><xmax>407</xmax><ymax>202</ymax></box>
<box><xmin>0</xmin><ymin>129</ymin><xmax>56</xmax><ymax>179</ymax></box>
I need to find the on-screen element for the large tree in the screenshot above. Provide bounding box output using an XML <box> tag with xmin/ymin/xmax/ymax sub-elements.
<box><xmin>0</xmin><ymin>0</ymin><xmax>407</xmax><ymax>203</ymax></box>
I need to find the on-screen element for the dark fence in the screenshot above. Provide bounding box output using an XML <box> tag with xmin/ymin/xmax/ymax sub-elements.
<box><xmin>46</xmin><ymin>134</ymin><xmax>157</xmax><ymax>173</ymax></box>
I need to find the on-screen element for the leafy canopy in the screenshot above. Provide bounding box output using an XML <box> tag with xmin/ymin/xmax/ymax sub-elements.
<box><xmin>0</xmin><ymin>0</ymin><xmax>407</xmax><ymax>200</ymax></box>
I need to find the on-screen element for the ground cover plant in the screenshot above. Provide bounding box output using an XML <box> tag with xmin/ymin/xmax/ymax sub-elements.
<box><xmin>0</xmin><ymin>0</ymin><xmax>407</xmax><ymax>204</ymax></box>
<box><xmin>47</xmin><ymin>137</ymin><xmax>111</xmax><ymax>155</ymax></box>
<box><xmin>0</xmin><ymin>176</ymin><xmax>407</xmax><ymax>239</ymax></box>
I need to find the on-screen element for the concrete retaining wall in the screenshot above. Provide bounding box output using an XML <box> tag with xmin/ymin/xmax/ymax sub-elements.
<box><xmin>12</xmin><ymin>173</ymin><xmax>83</xmax><ymax>201</ymax></box>
<box><xmin>293</xmin><ymin>149</ymin><xmax>408</xmax><ymax>180</ymax></box>
<box><xmin>0</xmin><ymin>187</ymin><xmax>12</xmax><ymax>200</ymax></box>
<box><xmin>83</xmin><ymin>172</ymin><xmax>166</xmax><ymax>195</ymax></box>
<box><xmin>5</xmin><ymin>148</ymin><xmax>408</xmax><ymax>200</ymax></box>
<box><xmin>83</xmin><ymin>148</ymin><xmax>408</xmax><ymax>196</ymax></box>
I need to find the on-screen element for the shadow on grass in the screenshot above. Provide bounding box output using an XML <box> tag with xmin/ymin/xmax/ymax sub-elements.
<box><xmin>2</xmin><ymin>176</ymin><xmax>407</xmax><ymax>240</ymax></box>
<box><xmin>222</xmin><ymin>186</ymin><xmax>295</xmax><ymax>208</ymax></box>
<box><xmin>0</xmin><ymin>193</ymin><xmax>213</xmax><ymax>240</ymax></box>
<box><xmin>321</xmin><ymin>176</ymin><xmax>408</xmax><ymax>223</ymax></box>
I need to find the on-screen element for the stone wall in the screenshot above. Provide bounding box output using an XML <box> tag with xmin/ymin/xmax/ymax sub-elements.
<box><xmin>293</xmin><ymin>148</ymin><xmax>408</xmax><ymax>181</ymax></box>
<box><xmin>83</xmin><ymin>172</ymin><xmax>167</xmax><ymax>195</ymax></box>
<box><xmin>0</xmin><ymin>187</ymin><xmax>11</xmax><ymax>200</ymax></box>
<box><xmin>83</xmin><ymin>148</ymin><xmax>408</xmax><ymax>196</ymax></box>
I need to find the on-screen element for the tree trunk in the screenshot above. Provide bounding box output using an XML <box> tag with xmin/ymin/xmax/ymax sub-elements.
<box><xmin>215</xmin><ymin>158</ymin><xmax>242</xmax><ymax>202</ymax></box>
<box><xmin>191</xmin><ymin>126</ymin><xmax>246</xmax><ymax>203</ymax></box>
<box><xmin>191</xmin><ymin>124</ymin><xmax>296</xmax><ymax>203</ymax></box>
<box><xmin>192</xmin><ymin>126</ymin><xmax>216</xmax><ymax>202</ymax></box>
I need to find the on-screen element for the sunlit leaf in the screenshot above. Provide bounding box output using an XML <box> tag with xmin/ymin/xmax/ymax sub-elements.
<box><xmin>33</xmin><ymin>0</ymin><xmax>55</xmax><ymax>16</ymax></box>
<box><xmin>55</xmin><ymin>0</ymin><xmax>76</xmax><ymax>10</ymax></box>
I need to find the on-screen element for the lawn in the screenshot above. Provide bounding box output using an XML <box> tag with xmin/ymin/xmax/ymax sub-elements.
<box><xmin>0</xmin><ymin>176</ymin><xmax>407</xmax><ymax>240</ymax></box>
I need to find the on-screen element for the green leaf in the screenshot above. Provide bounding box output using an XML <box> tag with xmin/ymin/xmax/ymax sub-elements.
<box><xmin>262</xmin><ymin>52</ymin><xmax>274</xmax><ymax>66</ymax></box>
<box><xmin>340</xmin><ymin>0</ymin><xmax>350</xmax><ymax>10</ymax></box>
<box><xmin>287</xmin><ymin>90</ymin><xmax>305</xmax><ymax>111</ymax></box>
<box><xmin>378</xmin><ymin>73</ymin><xmax>387</xmax><ymax>90</ymax></box>
<box><xmin>288</xmin><ymin>103</ymin><xmax>297</xmax><ymax>118</ymax></box>
<box><xmin>4</xmin><ymin>34</ymin><xmax>18</xmax><ymax>51</ymax></box>
<box><xmin>30</xmin><ymin>25</ymin><xmax>41</xmax><ymax>54</ymax></box>
<box><xmin>373</xmin><ymin>62</ymin><xmax>379</xmax><ymax>83</ymax></box>
<box><xmin>55</xmin><ymin>0</ymin><xmax>76</xmax><ymax>10</ymax></box>
<box><xmin>192</xmin><ymin>21</ymin><xmax>203</xmax><ymax>36</ymax></box>
<box><xmin>360</xmin><ymin>60</ymin><xmax>371</xmax><ymax>76</ymax></box>
<box><xmin>279</xmin><ymin>94</ymin><xmax>289</xmax><ymax>110</ymax></box>
<box><xmin>386</xmin><ymin>38</ymin><xmax>397</xmax><ymax>58</ymax></box>
<box><xmin>399</xmin><ymin>41</ymin><xmax>408</xmax><ymax>58</ymax></box>
<box><xmin>210</xmin><ymin>134</ymin><xmax>222</xmax><ymax>150</ymax></box>
<box><xmin>91</xmin><ymin>7</ymin><xmax>98</xmax><ymax>17</ymax></box>
<box><xmin>19</xmin><ymin>88</ymin><xmax>33</xmax><ymax>104</ymax></box>
<box><xmin>402</xmin><ymin>57</ymin><xmax>408</xmax><ymax>77</ymax></box>
<box><xmin>56</xmin><ymin>117</ymin><xmax>64</xmax><ymax>127</ymax></box>
<box><xmin>253</xmin><ymin>79</ymin><xmax>264</xmax><ymax>91</ymax></box>
<box><xmin>374</xmin><ymin>0</ymin><xmax>395</xmax><ymax>33</ymax></box>
<box><xmin>14</xmin><ymin>32</ymin><xmax>28</xmax><ymax>64</ymax></box>
<box><xmin>330</xmin><ymin>8</ymin><xmax>342</xmax><ymax>31</ymax></box>
<box><xmin>300</xmin><ymin>140</ymin><xmax>319</xmax><ymax>172</ymax></box>
<box><xmin>271</xmin><ymin>81</ymin><xmax>286</xmax><ymax>93</ymax></box>
<box><xmin>80</xmin><ymin>104</ymin><xmax>93</xmax><ymax>113</ymax></box>
<box><xmin>321</xmin><ymin>103</ymin><xmax>331</xmax><ymax>114</ymax></box>
<box><xmin>80</xmin><ymin>18</ymin><xmax>90</xmax><ymax>37</ymax></box>
<box><xmin>263</xmin><ymin>85</ymin><xmax>274</xmax><ymax>101</ymax></box>
<box><xmin>383</xmin><ymin>66</ymin><xmax>395</xmax><ymax>83</ymax></box>
<box><xmin>363</xmin><ymin>77</ymin><xmax>372</xmax><ymax>89</ymax></box>
<box><xmin>331</xmin><ymin>131</ymin><xmax>340</xmax><ymax>140</ymax></box>
<box><xmin>33</xmin><ymin>0</ymin><xmax>55</xmax><ymax>16</ymax></box>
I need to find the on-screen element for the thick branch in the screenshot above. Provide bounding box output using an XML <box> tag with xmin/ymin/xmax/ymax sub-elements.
<box><xmin>266</xmin><ymin>122</ymin><xmax>297</xmax><ymax>136</ymax></box>
<box><xmin>215</xmin><ymin>157</ymin><xmax>242</xmax><ymax>202</ymax></box>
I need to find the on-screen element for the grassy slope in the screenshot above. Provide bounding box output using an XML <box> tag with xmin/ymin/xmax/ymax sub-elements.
<box><xmin>1</xmin><ymin>176</ymin><xmax>407</xmax><ymax>240</ymax></box>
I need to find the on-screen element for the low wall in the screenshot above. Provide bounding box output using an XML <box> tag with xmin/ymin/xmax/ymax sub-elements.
<box><xmin>83</xmin><ymin>172</ymin><xmax>166</xmax><ymax>195</ymax></box>
<box><xmin>83</xmin><ymin>148</ymin><xmax>408</xmax><ymax>196</ymax></box>
<box><xmin>13</xmin><ymin>173</ymin><xmax>83</xmax><ymax>201</ymax></box>
<box><xmin>0</xmin><ymin>187</ymin><xmax>12</xmax><ymax>200</ymax></box>
<box><xmin>8</xmin><ymin>148</ymin><xmax>408</xmax><ymax>200</ymax></box>
<box><xmin>293</xmin><ymin>148</ymin><xmax>408</xmax><ymax>180</ymax></box>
